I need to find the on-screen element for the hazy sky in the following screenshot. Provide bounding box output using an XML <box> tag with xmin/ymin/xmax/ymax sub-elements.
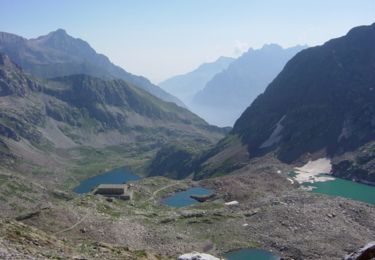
<box><xmin>0</xmin><ymin>0</ymin><xmax>374</xmax><ymax>83</ymax></box>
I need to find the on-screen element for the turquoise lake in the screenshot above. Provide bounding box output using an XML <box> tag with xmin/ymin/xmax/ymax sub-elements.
<box><xmin>305</xmin><ymin>175</ymin><xmax>375</xmax><ymax>205</ymax></box>
<box><xmin>224</xmin><ymin>248</ymin><xmax>280</xmax><ymax>260</ymax></box>
<box><xmin>73</xmin><ymin>168</ymin><xmax>141</xmax><ymax>194</ymax></box>
<box><xmin>288</xmin><ymin>171</ymin><xmax>375</xmax><ymax>205</ymax></box>
<box><xmin>161</xmin><ymin>187</ymin><xmax>213</xmax><ymax>207</ymax></box>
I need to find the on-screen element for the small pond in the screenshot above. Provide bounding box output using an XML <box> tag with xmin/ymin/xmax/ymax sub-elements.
<box><xmin>161</xmin><ymin>187</ymin><xmax>213</xmax><ymax>208</ymax></box>
<box><xmin>73</xmin><ymin>167</ymin><xmax>141</xmax><ymax>194</ymax></box>
<box><xmin>224</xmin><ymin>248</ymin><xmax>280</xmax><ymax>260</ymax></box>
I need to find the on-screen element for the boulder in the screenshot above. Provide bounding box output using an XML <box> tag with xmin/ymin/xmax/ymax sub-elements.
<box><xmin>190</xmin><ymin>193</ymin><xmax>215</xmax><ymax>202</ymax></box>
<box><xmin>344</xmin><ymin>242</ymin><xmax>375</xmax><ymax>260</ymax></box>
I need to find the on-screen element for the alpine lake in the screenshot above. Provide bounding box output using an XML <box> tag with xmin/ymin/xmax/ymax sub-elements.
<box><xmin>288</xmin><ymin>172</ymin><xmax>375</xmax><ymax>205</ymax></box>
<box><xmin>73</xmin><ymin>167</ymin><xmax>374</xmax><ymax>260</ymax></box>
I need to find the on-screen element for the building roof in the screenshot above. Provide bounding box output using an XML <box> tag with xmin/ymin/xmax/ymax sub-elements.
<box><xmin>96</xmin><ymin>184</ymin><xmax>126</xmax><ymax>190</ymax></box>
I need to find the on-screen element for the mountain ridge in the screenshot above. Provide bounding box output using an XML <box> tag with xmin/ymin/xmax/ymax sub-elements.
<box><xmin>191</xmin><ymin>44</ymin><xmax>307</xmax><ymax>126</ymax></box>
<box><xmin>0</xmin><ymin>53</ymin><xmax>225</xmax><ymax>184</ymax></box>
<box><xmin>159</xmin><ymin>56</ymin><xmax>234</xmax><ymax>106</ymax></box>
<box><xmin>0</xmin><ymin>29</ymin><xmax>185</xmax><ymax>107</ymax></box>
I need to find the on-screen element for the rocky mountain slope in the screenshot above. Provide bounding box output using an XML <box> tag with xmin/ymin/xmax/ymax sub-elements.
<box><xmin>159</xmin><ymin>56</ymin><xmax>234</xmax><ymax>105</ymax></box>
<box><xmin>233</xmin><ymin>23</ymin><xmax>375</xmax><ymax>160</ymax></box>
<box><xmin>0</xmin><ymin>29</ymin><xmax>184</xmax><ymax>107</ymax></box>
<box><xmin>0</xmin><ymin>53</ymin><xmax>225</xmax><ymax>188</ymax></box>
<box><xmin>191</xmin><ymin>44</ymin><xmax>306</xmax><ymax>126</ymax></box>
<box><xmin>172</xmin><ymin>23</ymin><xmax>375</xmax><ymax>183</ymax></box>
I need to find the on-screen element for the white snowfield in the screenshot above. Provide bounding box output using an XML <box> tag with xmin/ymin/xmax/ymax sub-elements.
<box><xmin>178</xmin><ymin>252</ymin><xmax>221</xmax><ymax>260</ymax></box>
<box><xmin>294</xmin><ymin>158</ymin><xmax>334</xmax><ymax>183</ymax></box>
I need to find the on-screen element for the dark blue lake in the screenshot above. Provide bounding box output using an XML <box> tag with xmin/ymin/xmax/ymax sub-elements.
<box><xmin>161</xmin><ymin>187</ymin><xmax>213</xmax><ymax>207</ymax></box>
<box><xmin>73</xmin><ymin>168</ymin><xmax>141</xmax><ymax>194</ymax></box>
<box><xmin>224</xmin><ymin>248</ymin><xmax>280</xmax><ymax>260</ymax></box>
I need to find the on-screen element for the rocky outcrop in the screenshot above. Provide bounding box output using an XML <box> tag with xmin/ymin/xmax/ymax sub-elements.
<box><xmin>344</xmin><ymin>242</ymin><xmax>375</xmax><ymax>260</ymax></box>
<box><xmin>0</xmin><ymin>123</ymin><xmax>20</xmax><ymax>141</ymax></box>
<box><xmin>332</xmin><ymin>142</ymin><xmax>375</xmax><ymax>185</ymax></box>
<box><xmin>190</xmin><ymin>193</ymin><xmax>215</xmax><ymax>202</ymax></box>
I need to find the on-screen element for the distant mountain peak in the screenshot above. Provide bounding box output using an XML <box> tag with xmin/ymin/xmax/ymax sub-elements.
<box><xmin>261</xmin><ymin>43</ymin><xmax>283</xmax><ymax>50</ymax></box>
<box><xmin>54</xmin><ymin>28</ymin><xmax>67</xmax><ymax>34</ymax></box>
<box><xmin>43</xmin><ymin>28</ymin><xmax>73</xmax><ymax>41</ymax></box>
<box><xmin>216</xmin><ymin>56</ymin><xmax>234</xmax><ymax>62</ymax></box>
<box><xmin>31</xmin><ymin>28</ymin><xmax>77</xmax><ymax>49</ymax></box>
<box><xmin>0</xmin><ymin>29</ymin><xmax>185</xmax><ymax>107</ymax></box>
<box><xmin>159</xmin><ymin>56</ymin><xmax>234</xmax><ymax>105</ymax></box>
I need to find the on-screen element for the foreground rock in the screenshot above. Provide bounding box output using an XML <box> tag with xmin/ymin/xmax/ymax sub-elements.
<box><xmin>344</xmin><ymin>242</ymin><xmax>375</xmax><ymax>260</ymax></box>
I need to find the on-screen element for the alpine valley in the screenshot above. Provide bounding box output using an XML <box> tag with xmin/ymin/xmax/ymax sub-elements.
<box><xmin>0</xmin><ymin>22</ymin><xmax>374</xmax><ymax>260</ymax></box>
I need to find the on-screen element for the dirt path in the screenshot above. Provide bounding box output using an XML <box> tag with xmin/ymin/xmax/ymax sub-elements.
<box><xmin>145</xmin><ymin>182</ymin><xmax>179</xmax><ymax>203</ymax></box>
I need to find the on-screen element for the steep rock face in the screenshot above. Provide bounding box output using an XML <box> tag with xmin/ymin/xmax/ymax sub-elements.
<box><xmin>0</xmin><ymin>53</ymin><xmax>45</xmax><ymax>145</ymax></box>
<box><xmin>0</xmin><ymin>29</ymin><xmax>184</xmax><ymax>107</ymax></box>
<box><xmin>0</xmin><ymin>53</ymin><xmax>40</xmax><ymax>96</ymax></box>
<box><xmin>232</xmin><ymin>23</ymin><xmax>375</xmax><ymax>164</ymax></box>
<box><xmin>191</xmin><ymin>44</ymin><xmax>306</xmax><ymax>126</ymax></box>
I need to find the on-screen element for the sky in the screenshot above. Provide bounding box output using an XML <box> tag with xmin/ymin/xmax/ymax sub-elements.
<box><xmin>0</xmin><ymin>0</ymin><xmax>374</xmax><ymax>83</ymax></box>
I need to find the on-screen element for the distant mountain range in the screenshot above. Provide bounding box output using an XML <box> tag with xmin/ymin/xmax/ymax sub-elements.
<box><xmin>0</xmin><ymin>29</ymin><xmax>185</xmax><ymax>107</ymax></box>
<box><xmin>191</xmin><ymin>44</ymin><xmax>307</xmax><ymax>126</ymax></box>
<box><xmin>159</xmin><ymin>56</ymin><xmax>234</xmax><ymax>105</ymax></box>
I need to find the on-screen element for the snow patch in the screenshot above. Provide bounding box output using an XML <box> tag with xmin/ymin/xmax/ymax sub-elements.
<box><xmin>224</xmin><ymin>200</ymin><xmax>239</xmax><ymax>206</ymax></box>
<box><xmin>294</xmin><ymin>158</ymin><xmax>334</xmax><ymax>183</ymax></box>
<box><xmin>178</xmin><ymin>252</ymin><xmax>221</xmax><ymax>260</ymax></box>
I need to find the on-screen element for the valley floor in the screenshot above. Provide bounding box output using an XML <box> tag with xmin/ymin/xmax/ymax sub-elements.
<box><xmin>1</xmin><ymin>157</ymin><xmax>374</xmax><ymax>260</ymax></box>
